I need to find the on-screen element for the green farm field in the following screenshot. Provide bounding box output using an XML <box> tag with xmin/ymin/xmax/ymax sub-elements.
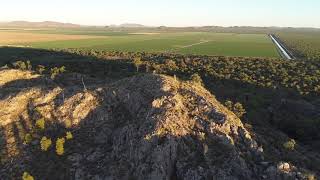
<box><xmin>1</xmin><ymin>29</ymin><xmax>280</xmax><ymax>57</ymax></box>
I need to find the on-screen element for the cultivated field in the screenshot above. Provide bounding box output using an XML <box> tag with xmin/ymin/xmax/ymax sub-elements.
<box><xmin>0</xmin><ymin>31</ymin><xmax>103</xmax><ymax>45</ymax></box>
<box><xmin>0</xmin><ymin>29</ymin><xmax>280</xmax><ymax>57</ymax></box>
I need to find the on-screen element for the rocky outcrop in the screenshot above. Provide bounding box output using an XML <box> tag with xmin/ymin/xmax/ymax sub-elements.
<box><xmin>81</xmin><ymin>74</ymin><xmax>261</xmax><ymax>180</ymax></box>
<box><xmin>0</xmin><ymin>69</ymin><xmax>317</xmax><ymax>179</ymax></box>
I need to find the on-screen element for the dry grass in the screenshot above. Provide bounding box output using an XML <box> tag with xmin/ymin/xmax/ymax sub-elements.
<box><xmin>0</xmin><ymin>69</ymin><xmax>39</xmax><ymax>86</ymax></box>
<box><xmin>0</xmin><ymin>31</ymin><xmax>104</xmax><ymax>45</ymax></box>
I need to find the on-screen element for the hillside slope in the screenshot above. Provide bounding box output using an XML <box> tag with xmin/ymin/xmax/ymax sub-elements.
<box><xmin>0</xmin><ymin>69</ymin><xmax>317</xmax><ymax>179</ymax></box>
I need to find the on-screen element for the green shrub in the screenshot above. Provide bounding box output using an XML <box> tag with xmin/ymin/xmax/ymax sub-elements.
<box><xmin>165</xmin><ymin>59</ymin><xmax>178</xmax><ymax>71</ymax></box>
<box><xmin>65</xmin><ymin>132</ymin><xmax>73</xmax><ymax>140</ymax></box>
<box><xmin>26</xmin><ymin>61</ymin><xmax>32</xmax><ymax>71</ymax></box>
<box><xmin>40</xmin><ymin>136</ymin><xmax>52</xmax><ymax>151</ymax></box>
<box><xmin>233</xmin><ymin>102</ymin><xmax>246</xmax><ymax>118</ymax></box>
<box><xmin>12</xmin><ymin>60</ymin><xmax>32</xmax><ymax>71</ymax></box>
<box><xmin>56</xmin><ymin>137</ymin><xmax>65</xmax><ymax>155</ymax></box>
<box><xmin>283</xmin><ymin>139</ymin><xmax>296</xmax><ymax>151</ymax></box>
<box><xmin>224</xmin><ymin>101</ymin><xmax>246</xmax><ymax>118</ymax></box>
<box><xmin>22</xmin><ymin>172</ymin><xmax>34</xmax><ymax>180</ymax></box>
<box><xmin>50</xmin><ymin>66</ymin><xmax>66</xmax><ymax>79</ymax></box>
<box><xmin>224</xmin><ymin>100</ymin><xmax>233</xmax><ymax>111</ymax></box>
<box><xmin>190</xmin><ymin>73</ymin><xmax>203</xmax><ymax>86</ymax></box>
<box><xmin>13</xmin><ymin>61</ymin><xmax>27</xmax><ymax>70</ymax></box>
<box><xmin>35</xmin><ymin>118</ymin><xmax>45</xmax><ymax>130</ymax></box>
<box><xmin>23</xmin><ymin>133</ymin><xmax>32</xmax><ymax>145</ymax></box>
<box><xmin>37</xmin><ymin>65</ymin><xmax>46</xmax><ymax>74</ymax></box>
<box><xmin>133</xmin><ymin>57</ymin><xmax>142</xmax><ymax>72</ymax></box>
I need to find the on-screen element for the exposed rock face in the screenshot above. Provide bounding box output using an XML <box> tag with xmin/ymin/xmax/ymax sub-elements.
<box><xmin>0</xmin><ymin>69</ymin><xmax>317</xmax><ymax>179</ymax></box>
<box><xmin>86</xmin><ymin>74</ymin><xmax>260</xmax><ymax>180</ymax></box>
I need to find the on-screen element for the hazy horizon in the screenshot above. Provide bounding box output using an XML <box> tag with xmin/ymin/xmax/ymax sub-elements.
<box><xmin>1</xmin><ymin>0</ymin><xmax>319</xmax><ymax>28</ymax></box>
<box><xmin>2</xmin><ymin>20</ymin><xmax>320</xmax><ymax>29</ymax></box>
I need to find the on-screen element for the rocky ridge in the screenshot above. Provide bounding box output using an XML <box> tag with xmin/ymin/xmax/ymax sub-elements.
<box><xmin>0</xmin><ymin>69</ymin><xmax>317</xmax><ymax>179</ymax></box>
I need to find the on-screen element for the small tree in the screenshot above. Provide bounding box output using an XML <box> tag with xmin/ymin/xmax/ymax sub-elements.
<box><xmin>40</xmin><ymin>136</ymin><xmax>52</xmax><ymax>151</ymax></box>
<box><xmin>224</xmin><ymin>101</ymin><xmax>246</xmax><ymax>118</ymax></box>
<box><xmin>224</xmin><ymin>100</ymin><xmax>233</xmax><ymax>111</ymax></box>
<box><xmin>56</xmin><ymin>137</ymin><xmax>65</xmax><ymax>155</ymax></box>
<box><xmin>50</xmin><ymin>66</ymin><xmax>66</xmax><ymax>80</ymax></box>
<box><xmin>13</xmin><ymin>61</ymin><xmax>27</xmax><ymax>70</ymax></box>
<box><xmin>283</xmin><ymin>139</ymin><xmax>296</xmax><ymax>151</ymax></box>
<box><xmin>65</xmin><ymin>132</ymin><xmax>73</xmax><ymax>140</ymax></box>
<box><xmin>190</xmin><ymin>73</ymin><xmax>203</xmax><ymax>86</ymax></box>
<box><xmin>233</xmin><ymin>102</ymin><xmax>246</xmax><ymax>118</ymax></box>
<box><xmin>22</xmin><ymin>172</ymin><xmax>34</xmax><ymax>180</ymax></box>
<box><xmin>37</xmin><ymin>65</ymin><xmax>46</xmax><ymax>74</ymax></box>
<box><xmin>26</xmin><ymin>61</ymin><xmax>32</xmax><ymax>71</ymax></box>
<box><xmin>165</xmin><ymin>59</ymin><xmax>178</xmax><ymax>71</ymax></box>
<box><xmin>133</xmin><ymin>57</ymin><xmax>142</xmax><ymax>72</ymax></box>
<box><xmin>23</xmin><ymin>133</ymin><xmax>32</xmax><ymax>145</ymax></box>
<box><xmin>35</xmin><ymin>118</ymin><xmax>45</xmax><ymax>130</ymax></box>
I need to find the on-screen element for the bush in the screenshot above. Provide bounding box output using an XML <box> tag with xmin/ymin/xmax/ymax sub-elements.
<box><xmin>12</xmin><ymin>60</ymin><xmax>32</xmax><ymax>71</ymax></box>
<box><xmin>37</xmin><ymin>65</ymin><xmax>46</xmax><ymax>74</ymax></box>
<box><xmin>22</xmin><ymin>172</ymin><xmax>34</xmax><ymax>180</ymax></box>
<box><xmin>56</xmin><ymin>137</ymin><xmax>65</xmax><ymax>155</ymax></box>
<box><xmin>165</xmin><ymin>59</ymin><xmax>178</xmax><ymax>71</ymax></box>
<box><xmin>224</xmin><ymin>101</ymin><xmax>246</xmax><ymax>118</ymax></box>
<box><xmin>233</xmin><ymin>102</ymin><xmax>246</xmax><ymax>118</ymax></box>
<box><xmin>66</xmin><ymin>132</ymin><xmax>73</xmax><ymax>140</ymax></box>
<box><xmin>133</xmin><ymin>57</ymin><xmax>142</xmax><ymax>72</ymax></box>
<box><xmin>26</xmin><ymin>61</ymin><xmax>32</xmax><ymax>71</ymax></box>
<box><xmin>224</xmin><ymin>100</ymin><xmax>233</xmax><ymax>111</ymax></box>
<box><xmin>190</xmin><ymin>73</ymin><xmax>203</xmax><ymax>86</ymax></box>
<box><xmin>40</xmin><ymin>136</ymin><xmax>52</xmax><ymax>151</ymax></box>
<box><xmin>50</xmin><ymin>66</ymin><xmax>66</xmax><ymax>79</ymax></box>
<box><xmin>24</xmin><ymin>133</ymin><xmax>32</xmax><ymax>145</ymax></box>
<box><xmin>283</xmin><ymin>139</ymin><xmax>296</xmax><ymax>151</ymax></box>
<box><xmin>35</xmin><ymin>118</ymin><xmax>45</xmax><ymax>130</ymax></box>
<box><xmin>13</xmin><ymin>61</ymin><xmax>27</xmax><ymax>70</ymax></box>
<box><xmin>306</xmin><ymin>173</ymin><xmax>316</xmax><ymax>180</ymax></box>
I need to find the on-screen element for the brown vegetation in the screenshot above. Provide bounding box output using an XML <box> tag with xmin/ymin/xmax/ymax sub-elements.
<box><xmin>0</xmin><ymin>31</ymin><xmax>105</xmax><ymax>45</ymax></box>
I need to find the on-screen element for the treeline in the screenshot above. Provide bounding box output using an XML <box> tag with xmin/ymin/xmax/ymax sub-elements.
<box><xmin>3</xmin><ymin>47</ymin><xmax>320</xmax><ymax>96</ymax></box>
<box><xmin>61</xmin><ymin>49</ymin><xmax>320</xmax><ymax>96</ymax></box>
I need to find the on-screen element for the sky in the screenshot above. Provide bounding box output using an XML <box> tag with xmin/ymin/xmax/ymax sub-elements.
<box><xmin>0</xmin><ymin>0</ymin><xmax>319</xmax><ymax>28</ymax></box>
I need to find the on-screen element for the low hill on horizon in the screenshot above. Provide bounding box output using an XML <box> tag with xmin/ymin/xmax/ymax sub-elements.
<box><xmin>0</xmin><ymin>21</ymin><xmax>82</xmax><ymax>28</ymax></box>
<box><xmin>1</xmin><ymin>21</ymin><xmax>320</xmax><ymax>31</ymax></box>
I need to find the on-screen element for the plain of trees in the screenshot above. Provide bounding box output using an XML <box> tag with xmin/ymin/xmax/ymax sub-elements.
<box><xmin>277</xmin><ymin>32</ymin><xmax>320</xmax><ymax>61</ymax></box>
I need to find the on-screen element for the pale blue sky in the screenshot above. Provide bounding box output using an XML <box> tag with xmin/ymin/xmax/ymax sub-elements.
<box><xmin>0</xmin><ymin>0</ymin><xmax>319</xmax><ymax>27</ymax></box>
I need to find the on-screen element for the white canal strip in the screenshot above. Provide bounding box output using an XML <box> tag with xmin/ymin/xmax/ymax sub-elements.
<box><xmin>269</xmin><ymin>35</ymin><xmax>292</xmax><ymax>60</ymax></box>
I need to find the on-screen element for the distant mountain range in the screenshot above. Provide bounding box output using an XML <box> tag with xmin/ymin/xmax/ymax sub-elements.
<box><xmin>0</xmin><ymin>21</ymin><xmax>147</xmax><ymax>28</ymax></box>
<box><xmin>0</xmin><ymin>21</ymin><xmax>82</xmax><ymax>28</ymax></box>
<box><xmin>0</xmin><ymin>21</ymin><xmax>319</xmax><ymax>30</ymax></box>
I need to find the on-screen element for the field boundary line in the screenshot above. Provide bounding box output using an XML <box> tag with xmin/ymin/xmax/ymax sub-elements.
<box><xmin>180</xmin><ymin>40</ymin><xmax>210</xmax><ymax>48</ymax></box>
